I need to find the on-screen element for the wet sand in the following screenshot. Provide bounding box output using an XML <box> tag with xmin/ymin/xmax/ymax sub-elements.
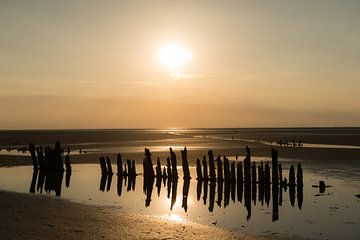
<box><xmin>0</xmin><ymin>190</ymin><xmax>274</xmax><ymax>240</ymax></box>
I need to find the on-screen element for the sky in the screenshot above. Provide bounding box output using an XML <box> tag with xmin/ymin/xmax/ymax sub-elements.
<box><xmin>0</xmin><ymin>0</ymin><xmax>359</xmax><ymax>129</ymax></box>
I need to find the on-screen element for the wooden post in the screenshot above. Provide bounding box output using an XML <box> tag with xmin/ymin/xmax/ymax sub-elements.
<box><xmin>99</xmin><ymin>157</ymin><xmax>107</xmax><ymax>174</ymax></box>
<box><xmin>244</xmin><ymin>146</ymin><xmax>251</xmax><ymax>184</ymax></box>
<box><xmin>202</xmin><ymin>156</ymin><xmax>208</xmax><ymax>181</ymax></box>
<box><xmin>208</xmin><ymin>150</ymin><xmax>216</xmax><ymax>180</ymax></box>
<box><xmin>271</xmin><ymin>149</ymin><xmax>279</xmax><ymax>186</ymax></box>
<box><xmin>170</xmin><ymin>148</ymin><xmax>178</xmax><ymax>178</ymax></box>
<box><xmin>106</xmin><ymin>156</ymin><xmax>113</xmax><ymax>174</ymax></box>
<box><xmin>196</xmin><ymin>158</ymin><xmax>203</xmax><ymax>180</ymax></box>
<box><xmin>181</xmin><ymin>147</ymin><xmax>191</xmax><ymax>179</ymax></box>
<box><xmin>117</xmin><ymin>154</ymin><xmax>123</xmax><ymax>176</ymax></box>
<box><xmin>217</xmin><ymin>156</ymin><xmax>223</xmax><ymax>181</ymax></box>
<box><xmin>224</xmin><ymin>156</ymin><xmax>230</xmax><ymax>182</ymax></box>
<box><xmin>29</xmin><ymin>143</ymin><xmax>38</xmax><ymax>170</ymax></box>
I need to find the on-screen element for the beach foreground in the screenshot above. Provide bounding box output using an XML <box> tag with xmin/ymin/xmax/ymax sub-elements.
<box><xmin>0</xmin><ymin>190</ymin><xmax>275</xmax><ymax>240</ymax></box>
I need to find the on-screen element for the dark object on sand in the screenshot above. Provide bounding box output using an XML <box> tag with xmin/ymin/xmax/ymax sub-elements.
<box><xmin>355</xmin><ymin>194</ymin><xmax>360</xmax><ymax>198</ymax></box>
<box><xmin>297</xmin><ymin>163</ymin><xmax>303</xmax><ymax>187</ymax></box>
<box><xmin>156</xmin><ymin>157</ymin><xmax>162</xmax><ymax>177</ymax></box>
<box><xmin>170</xmin><ymin>148</ymin><xmax>178</xmax><ymax>178</ymax></box>
<box><xmin>289</xmin><ymin>165</ymin><xmax>295</xmax><ymax>186</ymax></box>
<box><xmin>202</xmin><ymin>156</ymin><xmax>208</xmax><ymax>181</ymax></box>
<box><xmin>312</xmin><ymin>180</ymin><xmax>330</xmax><ymax>193</ymax></box>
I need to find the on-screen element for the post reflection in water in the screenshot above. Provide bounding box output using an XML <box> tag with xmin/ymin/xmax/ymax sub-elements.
<box><xmin>29</xmin><ymin>169</ymin><xmax>68</xmax><ymax>197</ymax></box>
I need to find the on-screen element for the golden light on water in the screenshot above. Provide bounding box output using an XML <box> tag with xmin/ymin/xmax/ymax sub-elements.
<box><xmin>158</xmin><ymin>43</ymin><xmax>193</xmax><ymax>71</ymax></box>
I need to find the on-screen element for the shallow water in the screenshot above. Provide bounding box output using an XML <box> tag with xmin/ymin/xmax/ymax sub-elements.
<box><xmin>0</xmin><ymin>163</ymin><xmax>359</xmax><ymax>240</ymax></box>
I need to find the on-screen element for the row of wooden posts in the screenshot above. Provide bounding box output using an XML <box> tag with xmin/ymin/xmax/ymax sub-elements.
<box><xmin>99</xmin><ymin>146</ymin><xmax>303</xmax><ymax>188</ymax></box>
<box><xmin>29</xmin><ymin>142</ymin><xmax>71</xmax><ymax>172</ymax></box>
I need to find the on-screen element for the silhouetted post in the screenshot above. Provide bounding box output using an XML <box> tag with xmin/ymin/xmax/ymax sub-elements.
<box><xmin>202</xmin><ymin>156</ymin><xmax>208</xmax><ymax>180</ymax></box>
<box><xmin>272</xmin><ymin>149</ymin><xmax>279</xmax><ymax>222</ymax></box>
<box><xmin>117</xmin><ymin>154</ymin><xmax>123</xmax><ymax>176</ymax></box>
<box><xmin>216</xmin><ymin>156</ymin><xmax>223</xmax><ymax>181</ymax></box>
<box><xmin>55</xmin><ymin>142</ymin><xmax>64</xmax><ymax>171</ymax></box>
<box><xmin>170</xmin><ymin>148</ymin><xmax>178</xmax><ymax>178</ymax></box>
<box><xmin>265</xmin><ymin>162</ymin><xmax>270</xmax><ymax>185</ymax></box>
<box><xmin>65</xmin><ymin>171</ymin><xmax>71</xmax><ymax>188</ymax></box>
<box><xmin>196</xmin><ymin>178</ymin><xmax>202</xmax><ymax>201</ymax></box>
<box><xmin>196</xmin><ymin>158</ymin><xmax>203</xmax><ymax>180</ymax></box>
<box><xmin>106</xmin><ymin>157</ymin><xmax>113</xmax><ymax>175</ymax></box>
<box><xmin>258</xmin><ymin>161</ymin><xmax>264</xmax><ymax>186</ymax></box>
<box><xmin>272</xmin><ymin>149</ymin><xmax>279</xmax><ymax>186</ymax></box>
<box><xmin>156</xmin><ymin>157</ymin><xmax>162</xmax><ymax>177</ymax></box>
<box><xmin>127</xmin><ymin>159</ymin><xmax>133</xmax><ymax>177</ymax></box>
<box><xmin>131</xmin><ymin>160</ymin><xmax>136</xmax><ymax>176</ymax></box>
<box><xmin>37</xmin><ymin>146</ymin><xmax>45</xmax><ymax>170</ymax></box>
<box><xmin>162</xmin><ymin>167</ymin><xmax>167</xmax><ymax>179</ymax></box>
<box><xmin>244</xmin><ymin>146</ymin><xmax>251</xmax><ymax>184</ymax></box>
<box><xmin>231</xmin><ymin>162</ymin><xmax>236</xmax><ymax>183</ymax></box>
<box><xmin>251</xmin><ymin>162</ymin><xmax>256</xmax><ymax>184</ymax></box>
<box><xmin>297</xmin><ymin>163</ymin><xmax>303</xmax><ymax>187</ymax></box>
<box><xmin>289</xmin><ymin>165</ymin><xmax>295</xmax><ymax>186</ymax></box>
<box><xmin>29</xmin><ymin>143</ymin><xmax>38</xmax><ymax>170</ymax></box>
<box><xmin>65</xmin><ymin>155</ymin><xmax>71</xmax><ymax>172</ymax></box>
<box><xmin>144</xmin><ymin>148</ymin><xmax>155</xmax><ymax>179</ymax></box>
<box><xmin>208</xmin><ymin>150</ymin><xmax>216</xmax><ymax>180</ymax></box>
<box><xmin>181</xmin><ymin>147</ymin><xmax>191</xmax><ymax>179</ymax></box>
<box><xmin>237</xmin><ymin>162</ymin><xmax>243</xmax><ymax>184</ymax></box>
<box><xmin>99</xmin><ymin>157</ymin><xmax>107</xmax><ymax>174</ymax></box>
<box><xmin>224</xmin><ymin>156</ymin><xmax>230</xmax><ymax>182</ymax></box>
<box><xmin>166</xmin><ymin>157</ymin><xmax>172</xmax><ymax>178</ymax></box>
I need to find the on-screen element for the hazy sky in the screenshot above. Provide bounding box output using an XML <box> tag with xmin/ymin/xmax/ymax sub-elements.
<box><xmin>1</xmin><ymin>0</ymin><xmax>359</xmax><ymax>129</ymax></box>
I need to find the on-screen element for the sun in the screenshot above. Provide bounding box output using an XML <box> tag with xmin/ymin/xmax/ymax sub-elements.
<box><xmin>158</xmin><ymin>43</ymin><xmax>193</xmax><ymax>70</ymax></box>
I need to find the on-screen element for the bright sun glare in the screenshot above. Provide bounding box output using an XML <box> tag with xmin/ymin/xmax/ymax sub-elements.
<box><xmin>158</xmin><ymin>43</ymin><xmax>193</xmax><ymax>70</ymax></box>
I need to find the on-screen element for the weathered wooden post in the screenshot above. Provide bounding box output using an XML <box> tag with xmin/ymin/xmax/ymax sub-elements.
<box><xmin>169</xmin><ymin>148</ymin><xmax>178</xmax><ymax>178</ymax></box>
<box><xmin>271</xmin><ymin>149</ymin><xmax>279</xmax><ymax>186</ymax></box>
<box><xmin>181</xmin><ymin>147</ymin><xmax>191</xmax><ymax>179</ymax></box>
<box><xmin>251</xmin><ymin>162</ymin><xmax>256</xmax><ymax>184</ymax></box>
<box><xmin>258</xmin><ymin>161</ymin><xmax>264</xmax><ymax>185</ymax></box>
<box><xmin>196</xmin><ymin>158</ymin><xmax>203</xmax><ymax>180</ymax></box>
<box><xmin>131</xmin><ymin>160</ymin><xmax>136</xmax><ymax>176</ymax></box>
<box><xmin>166</xmin><ymin>157</ymin><xmax>172</xmax><ymax>178</ymax></box>
<box><xmin>37</xmin><ymin>146</ymin><xmax>45</xmax><ymax>170</ymax></box>
<box><xmin>29</xmin><ymin>143</ymin><xmax>38</xmax><ymax>170</ymax></box>
<box><xmin>117</xmin><ymin>154</ymin><xmax>123</xmax><ymax>176</ymax></box>
<box><xmin>244</xmin><ymin>146</ymin><xmax>251</xmax><ymax>184</ymax></box>
<box><xmin>237</xmin><ymin>162</ymin><xmax>243</xmax><ymax>184</ymax></box>
<box><xmin>265</xmin><ymin>162</ymin><xmax>270</xmax><ymax>185</ymax></box>
<box><xmin>156</xmin><ymin>157</ymin><xmax>162</xmax><ymax>177</ymax></box>
<box><xmin>144</xmin><ymin>148</ymin><xmax>155</xmax><ymax>178</ymax></box>
<box><xmin>279</xmin><ymin>163</ymin><xmax>283</xmax><ymax>185</ymax></box>
<box><xmin>289</xmin><ymin>165</ymin><xmax>295</xmax><ymax>186</ymax></box>
<box><xmin>224</xmin><ymin>156</ymin><xmax>230</xmax><ymax>182</ymax></box>
<box><xmin>202</xmin><ymin>156</ymin><xmax>208</xmax><ymax>180</ymax></box>
<box><xmin>208</xmin><ymin>150</ymin><xmax>216</xmax><ymax>180</ymax></box>
<box><xmin>55</xmin><ymin>141</ymin><xmax>64</xmax><ymax>171</ymax></box>
<box><xmin>231</xmin><ymin>162</ymin><xmax>236</xmax><ymax>183</ymax></box>
<box><xmin>106</xmin><ymin>156</ymin><xmax>113</xmax><ymax>175</ymax></box>
<box><xmin>99</xmin><ymin>157</ymin><xmax>108</xmax><ymax>174</ymax></box>
<box><xmin>217</xmin><ymin>156</ymin><xmax>223</xmax><ymax>181</ymax></box>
